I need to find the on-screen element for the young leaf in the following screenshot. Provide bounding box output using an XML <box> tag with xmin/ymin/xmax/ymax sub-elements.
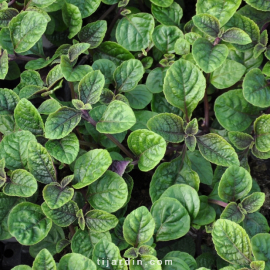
<box><xmin>212</xmin><ymin>219</ymin><xmax>252</xmax><ymax>265</ymax></box>
<box><xmin>185</xmin><ymin>136</ymin><xmax>197</xmax><ymax>152</ymax></box>
<box><xmin>123</xmin><ymin>206</ymin><xmax>155</xmax><ymax>247</ymax></box>
<box><xmin>45</xmin><ymin>107</ymin><xmax>82</xmax><ymax>140</ymax></box>
<box><xmin>193</xmin><ymin>38</ymin><xmax>228</xmax><ymax>73</ymax></box>
<box><xmin>96</xmin><ymin>100</ymin><xmax>136</xmax><ymax>134</ymax></box>
<box><xmin>116</xmin><ymin>13</ymin><xmax>155</xmax><ymax>51</ymax></box>
<box><xmin>41</xmin><ymin>200</ymin><xmax>78</xmax><ymax>227</ymax></box>
<box><xmin>14</xmin><ymin>98</ymin><xmax>44</xmax><ymax>135</ymax></box>
<box><xmin>88</xmin><ymin>171</ymin><xmax>128</xmax><ymax>213</ymax></box>
<box><xmin>113</xmin><ymin>59</ymin><xmax>144</xmax><ymax>92</ymax></box>
<box><xmin>9</xmin><ymin>11</ymin><xmax>48</xmax><ymax>53</ymax></box>
<box><xmin>197</xmin><ymin>134</ymin><xmax>239</xmax><ymax>167</ymax></box>
<box><xmin>228</xmin><ymin>131</ymin><xmax>254</xmax><ymax>150</ymax></box>
<box><xmin>241</xmin><ymin>192</ymin><xmax>265</xmax><ymax>213</ymax></box>
<box><xmin>58</xmin><ymin>253</ymin><xmax>97</xmax><ymax>270</ymax></box>
<box><xmin>192</xmin><ymin>14</ymin><xmax>220</xmax><ymax>38</ymax></box>
<box><xmin>32</xmin><ymin>249</ymin><xmax>56</xmax><ymax>270</ymax></box>
<box><xmin>127</xmin><ymin>129</ymin><xmax>166</xmax><ymax>171</ymax></box>
<box><xmin>8</xmin><ymin>202</ymin><xmax>52</xmax><ymax>245</ymax></box>
<box><xmin>221</xmin><ymin>28</ymin><xmax>252</xmax><ymax>45</ymax></box>
<box><xmin>220</xmin><ymin>202</ymin><xmax>245</xmax><ymax>223</ymax></box>
<box><xmin>151</xmin><ymin>197</ymin><xmax>190</xmax><ymax>241</ymax></box>
<box><xmin>254</xmin><ymin>115</ymin><xmax>270</xmax><ymax>152</ymax></box>
<box><xmin>163</xmin><ymin>59</ymin><xmax>206</xmax><ymax>118</ymax></box>
<box><xmin>218</xmin><ymin>165</ymin><xmax>252</xmax><ymax>201</ymax></box>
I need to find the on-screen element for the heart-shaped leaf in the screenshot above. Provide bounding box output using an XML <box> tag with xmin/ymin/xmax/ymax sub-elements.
<box><xmin>32</xmin><ymin>249</ymin><xmax>56</xmax><ymax>270</ymax></box>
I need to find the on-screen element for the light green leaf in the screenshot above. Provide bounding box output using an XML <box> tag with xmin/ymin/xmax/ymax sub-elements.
<box><xmin>149</xmin><ymin>0</ymin><xmax>173</xmax><ymax>8</ymax></box>
<box><xmin>88</xmin><ymin>171</ymin><xmax>128</xmax><ymax>213</ymax></box>
<box><xmin>215</xmin><ymin>89</ymin><xmax>260</xmax><ymax>131</ymax></box>
<box><xmin>254</xmin><ymin>115</ymin><xmax>270</xmax><ymax>152</ymax></box>
<box><xmin>3</xmin><ymin>169</ymin><xmax>37</xmax><ymax>197</ymax></box>
<box><xmin>85</xmin><ymin>210</ymin><xmax>118</xmax><ymax>232</ymax></box>
<box><xmin>28</xmin><ymin>0</ymin><xmax>57</xmax><ymax>8</ymax></box>
<box><xmin>32</xmin><ymin>249</ymin><xmax>56</xmax><ymax>270</ymax></box>
<box><xmin>28</xmin><ymin>141</ymin><xmax>57</xmax><ymax>184</ymax></box>
<box><xmin>147</xmin><ymin>113</ymin><xmax>184</xmax><ymax>143</ymax></box>
<box><xmin>0</xmin><ymin>88</ymin><xmax>19</xmax><ymax>116</ymax></box>
<box><xmin>123</xmin><ymin>206</ymin><xmax>155</xmax><ymax>247</ymax></box>
<box><xmin>116</xmin><ymin>13</ymin><xmax>154</xmax><ymax>51</ymax></box>
<box><xmin>8</xmin><ymin>202</ymin><xmax>52</xmax><ymax>245</ymax></box>
<box><xmin>196</xmin><ymin>0</ymin><xmax>241</xmax><ymax>26</ymax></box>
<box><xmin>113</xmin><ymin>59</ymin><xmax>144</xmax><ymax>92</ymax></box>
<box><xmin>14</xmin><ymin>98</ymin><xmax>44</xmax><ymax>135</ymax></box>
<box><xmin>146</xmin><ymin>67</ymin><xmax>168</xmax><ymax>93</ymax></box>
<box><xmin>220</xmin><ymin>202</ymin><xmax>245</xmax><ymax>223</ymax></box>
<box><xmin>151</xmin><ymin>197</ymin><xmax>190</xmax><ymax>242</ymax></box>
<box><xmin>96</xmin><ymin>100</ymin><xmax>136</xmax><ymax>134</ymax></box>
<box><xmin>71</xmin><ymin>229</ymin><xmax>111</xmax><ymax>258</ymax></box>
<box><xmin>197</xmin><ymin>133</ymin><xmax>239</xmax><ymax>167</ymax></box>
<box><xmin>151</xmin><ymin>2</ymin><xmax>183</xmax><ymax>26</ymax></box>
<box><xmin>212</xmin><ymin>219</ymin><xmax>252</xmax><ymax>265</ymax></box>
<box><xmin>152</xmin><ymin>25</ymin><xmax>184</xmax><ymax>53</ymax></box>
<box><xmin>210</xmin><ymin>59</ymin><xmax>246</xmax><ymax>89</ymax></box>
<box><xmin>241</xmin><ymin>192</ymin><xmax>265</xmax><ymax>213</ymax></box>
<box><xmin>9</xmin><ymin>11</ymin><xmax>48</xmax><ymax>53</ymax></box>
<box><xmin>45</xmin><ymin>107</ymin><xmax>82</xmax><ymax>140</ymax></box>
<box><xmin>11</xmin><ymin>266</ymin><xmax>32</xmax><ymax>270</ymax></box>
<box><xmin>62</xmin><ymin>3</ymin><xmax>82</xmax><ymax>39</ymax></box>
<box><xmin>245</xmin><ymin>0</ymin><xmax>270</xmax><ymax>11</ymax></box>
<box><xmin>42</xmin><ymin>200</ymin><xmax>78</xmax><ymax>227</ymax></box>
<box><xmin>92</xmin><ymin>59</ymin><xmax>116</xmax><ymax>86</ymax></box>
<box><xmin>127</xmin><ymin>129</ymin><xmax>166</xmax><ymax>171</ymax></box>
<box><xmin>243</xmin><ymin>68</ymin><xmax>270</xmax><ymax>108</ymax></box>
<box><xmin>221</xmin><ymin>28</ymin><xmax>252</xmax><ymax>45</ymax></box>
<box><xmin>193</xmin><ymin>38</ymin><xmax>228</xmax><ymax>73</ymax></box>
<box><xmin>58</xmin><ymin>253</ymin><xmax>97</xmax><ymax>270</ymax></box>
<box><xmin>218</xmin><ymin>165</ymin><xmax>252</xmax><ymax>201</ymax></box>
<box><xmin>174</xmin><ymin>38</ymin><xmax>190</xmax><ymax>55</ymax></box>
<box><xmin>0</xmin><ymin>49</ymin><xmax>8</xmax><ymax>80</ymax></box>
<box><xmin>73</xmin><ymin>149</ymin><xmax>112</xmax><ymax>189</ymax></box>
<box><xmin>163</xmin><ymin>59</ymin><xmax>206</xmax><ymax>118</ymax></box>
<box><xmin>19</xmin><ymin>85</ymin><xmax>46</xmax><ymax>100</ymax></box>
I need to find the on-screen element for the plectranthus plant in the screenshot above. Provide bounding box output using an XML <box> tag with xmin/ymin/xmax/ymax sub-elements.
<box><xmin>0</xmin><ymin>0</ymin><xmax>270</xmax><ymax>270</ymax></box>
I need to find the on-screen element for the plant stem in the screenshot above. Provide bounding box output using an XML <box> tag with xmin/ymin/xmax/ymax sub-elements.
<box><xmin>99</xmin><ymin>3</ymin><xmax>117</xmax><ymax>20</ymax></box>
<box><xmin>213</xmin><ymin>37</ymin><xmax>221</xmax><ymax>46</ymax></box>
<box><xmin>68</xmin><ymin>224</ymin><xmax>75</xmax><ymax>238</ymax></box>
<box><xmin>8</xmin><ymin>0</ymin><xmax>16</xmax><ymax>6</ymax></box>
<box><xmin>68</xmin><ymin>82</ymin><xmax>76</xmax><ymax>99</ymax></box>
<box><xmin>8</xmin><ymin>54</ymin><xmax>38</xmax><ymax>62</ymax></box>
<box><xmin>81</xmin><ymin>110</ymin><xmax>135</xmax><ymax>159</ymax></box>
<box><xmin>261</xmin><ymin>22</ymin><xmax>269</xmax><ymax>33</ymax></box>
<box><xmin>208</xmin><ymin>199</ymin><xmax>228</xmax><ymax>208</ymax></box>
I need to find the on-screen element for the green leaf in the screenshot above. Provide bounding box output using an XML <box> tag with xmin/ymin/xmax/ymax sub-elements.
<box><xmin>0</xmin><ymin>88</ymin><xmax>19</xmax><ymax>115</ymax></box>
<box><xmin>149</xmin><ymin>0</ymin><xmax>173</xmax><ymax>8</ymax></box>
<box><xmin>62</xmin><ymin>3</ymin><xmax>82</xmax><ymax>39</ymax></box>
<box><xmin>243</xmin><ymin>68</ymin><xmax>270</xmax><ymax>108</ymax></box>
<box><xmin>73</xmin><ymin>149</ymin><xmax>112</xmax><ymax>189</ymax></box>
<box><xmin>210</xmin><ymin>59</ymin><xmax>246</xmax><ymax>89</ymax></box>
<box><xmin>0</xmin><ymin>130</ymin><xmax>37</xmax><ymax>170</ymax></box>
<box><xmin>28</xmin><ymin>141</ymin><xmax>57</xmax><ymax>184</ymax></box>
<box><xmin>3</xmin><ymin>169</ymin><xmax>37</xmax><ymax>197</ymax></box>
<box><xmin>192</xmin><ymin>38</ymin><xmax>228</xmax><ymax>73</ymax></box>
<box><xmin>163</xmin><ymin>251</ymin><xmax>197</xmax><ymax>270</ymax></box>
<box><xmin>228</xmin><ymin>131</ymin><xmax>254</xmax><ymax>150</ymax></box>
<box><xmin>39</xmin><ymin>100</ymin><xmax>61</xmax><ymax>115</ymax></box>
<box><xmin>78</xmin><ymin>20</ymin><xmax>107</xmax><ymax>49</ymax></box>
<box><xmin>196</xmin><ymin>0</ymin><xmax>241</xmax><ymax>26</ymax></box>
<box><xmin>163</xmin><ymin>59</ymin><xmax>206</xmax><ymax>118</ymax></box>
<box><xmin>11</xmin><ymin>266</ymin><xmax>32</xmax><ymax>270</ymax></box>
<box><xmin>41</xmin><ymin>200</ymin><xmax>78</xmax><ymax>227</ymax></box>
<box><xmin>92</xmin><ymin>59</ymin><xmax>116</xmax><ymax>86</ymax></box>
<box><xmin>218</xmin><ymin>165</ymin><xmax>252</xmax><ymax>201</ymax></box>
<box><xmin>45</xmin><ymin>107</ymin><xmax>82</xmax><ymax>140</ymax></box>
<box><xmin>0</xmin><ymin>8</ymin><xmax>18</xmax><ymax>28</ymax></box>
<box><xmin>8</xmin><ymin>202</ymin><xmax>52</xmax><ymax>245</ymax></box>
<box><xmin>94</xmin><ymin>41</ymin><xmax>134</xmax><ymax>66</ymax></box>
<box><xmin>174</xmin><ymin>38</ymin><xmax>190</xmax><ymax>55</ymax></box>
<box><xmin>151</xmin><ymin>2</ymin><xmax>183</xmax><ymax>26</ymax></box>
<box><xmin>147</xmin><ymin>113</ymin><xmax>184</xmax><ymax>143</ymax></box>
<box><xmin>197</xmin><ymin>133</ymin><xmax>239</xmax><ymax>167</ymax></box>
<box><xmin>160</xmin><ymin>184</ymin><xmax>200</xmax><ymax>220</ymax></box>
<box><xmin>152</xmin><ymin>25</ymin><xmax>184</xmax><ymax>53</ymax></box>
<box><xmin>220</xmin><ymin>202</ymin><xmax>245</xmax><ymax>223</ymax></box>
<box><xmin>221</xmin><ymin>28</ymin><xmax>252</xmax><ymax>45</ymax></box>
<box><xmin>125</xmin><ymin>84</ymin><xmax>152</xmax><ymax>109</ymax></box>
<box><xmin>116</xmin><ymin>13</ymin><xmax>154</xmax><ymax>51</ymax></box>
<box><xmin>0</xmin><ymin>115</ymin><xmax>16</xmax><ymax>135</ymax></box>
<box><xmin>58</xmin><ymin>253</ymin><xmax>97</xmax><ymax>270</ymax></box>
<box><xmin>0</xmin><ymin>49</ymin><xmax>8</xmax><ymax>80</ymax></box>
<box><xmin>192</xmin><ymin>14</ymin><xmax>220</xmax><ymax>37</ymax></box>
<box><xmin>9</xmin><ymin>11</ymin><xmax>48</xmax><ymax>53</ymax></box>
<box><xmin>19</xmin><ymin>85</ymin><xmax>46</xmax><ymax>100</ymax></box>
<box><xmin>146</xmin><ymin>67</ymin><xmax>168</xmax><ymax>94</ymax></box>
<box><xmin>245</xmin><ymin>0</ymin><xmax>270</xmax><ymax>11</ymax></box>
<box><xmin>92</xmin><ymin>239</ymin><xmax>127</xmax><ymax>269</ymax></box>
<box><xmin>113</xmin><ymin>59</ymin><xmax>144</xmax><ymax>93</ymax></box>
<box><xmin>252</xmin><ymin>233</ymin><xmax>270</xmax><ymax>270</ymax></box>
<box><xmin>123</xmin><ymin>206</ymin><xmax>155</xmax><ymax>247</ymax></box>
<box><xmin>96</xmin><ymin>100</ymin><xmax>136</xmax><ymax>134</ymax></box>
<box><xmin>71</xmin><ymin>228</ymin><xmax>111</xmax><ymax>258</ymax></box>
<box><xmin>32</xmin><ymin>249</ymin><xmax>56</xmax><ymax>270</ymax></box>
<box><xmin>151</xmin><ymin>197</ymin><xmax>190</xmax><ymax>242</ymax></box>
<box><xmin>127</xmin><ymin>129</ymin><xmax>166</xmax><ymax>171</ymax></box>
<box><xmin>88</xmin><ymin>170</ymin><xmax>128</xmax><ymax>213</ymax></box>
<box><xmin>14</xmin><ymin>98</ymin><xmax>44</xmax><ymax>135</ymax></box>
<box><xmin>85</xmin><ymin>210</ymin><xmax>118</xmax><ymax>232</ymax></box>
<box><xmin>212</xmin><ymin>219</ymin><xmax>252</xmax><ymax>266</ymax></box>
<box><xmin>215</xmin><ymin>89</ymin><xmax>260</xmax><ymax>132</ymax></box>
<box><xmin>131</xmin><ymin>111</ymin><xmax>157</xmax><ymax>131</ymax></box>
<box><xmin>241</xmin><ymin>192</ymin><xmax>265</xmax><ymax>213</ymax></box>
<box><xmin>78</xmin><ymin>70</ymin><xmax>105</xmax><ymax>105</ymax></box>
<box><xmin>254</xmin><ymin>115</ymin><xmax>270</xmax><ymax>152</ymax></box>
